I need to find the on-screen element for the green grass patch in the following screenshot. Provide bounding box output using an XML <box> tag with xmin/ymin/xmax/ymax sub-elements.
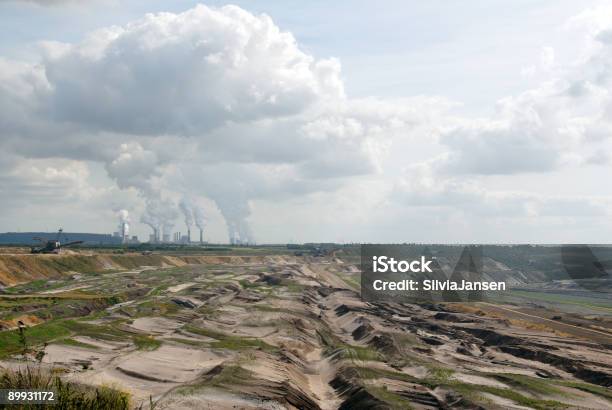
<box><xmin>195</xmin><ymin>305</ymin><xmax>220</xmax><ymax>317</ymax></box>
<box><xmin>238</xmin><ymin>279</ymin><xmax>261</xmax><ymax>289</ymax></box>
<box><xmin>367</xmin><ymin>386</ymin><xmax>415</xmax><ymax>409</ymax></box>
<box><xmin>148</xmin><ymin>285</ymin><xmax>170</xmax><ymax>296</ymax></box>
<box><xmin>184</xmin><ymin>325</ymin><xmax>277</xmax><ymax>352</ymax></box>
<box><xmin>134</xmin><ymin>299</ymin><xmax>180</xmax><ymax>317</ymax></box>
<box><xmin>4</xmin><ymin>279</ymin><xmax>76</xmax><ymax>295</ymax></box>
<box><xmin>427</xmin><ymin>366</ymin><xmax>454</xmax><ymax>383</ymax></box>
<box><xmin>56</xmin><ymin>338</ymin><xmax>100</xmax><ymax>350</ymax></box>
<box><xmin>352</xmin><ymin>366</ymin><xmax>569</xmax><ymax>409</ymax></box>
<box><xmin>132</xmin><ymin>335</ymin><xmax>161</xmax><ymax>351</ymax></box>
<box><xmin>0</xmin><ymin>318</ymin><xmax>132</xmax><ymax>358</ymax></box>
<box><xmin>251</xmin><ymin>304</ymin><xmax>306</xmax><ymax>316</ymax></box>
<box><xmin>0</xmin><ymin>321</ymin><xmax>71</xmax><ymax>358</ymax></box>
<box><xmin>317</xmin><ymin>326</ymin><xmax>386</xmax><ymax>362</ymax></box>
<box><xmin>208</xmin><ymin>365</ymin><xmax>253</xmax><ymax>387</ymax></box>
<box><xmin>339</xmin><ymin>274</ymin><xmax>361</xmax><ymax>290</ymax></box>
<box><xmin>338</xmin><ymin>345</ymin><xmax>385</xmax><ymax>362</ymax></box>
<box><xmin>349</xmin><ymin>366</ymin><xmax>420</xmax><ymax>384</ymax></box>
<box><xmin>176</xmin><ymin>365</ymin><xmax>254</xmax><ymax>395</ymax></box>
<box><xmin>62</xmin><ymin>319</ymin><xmax>130</xmax><ymax>342</ymax></box>
<box><xmin>492</xmin><ymin>373</ymin><xmax>567</xmax><ymax>397</ymax></box>
<box><xmin>453</xmin><ymin>384</ymin><xmax>569</xmax><ymax>410</ymax></box>
<box><xmin>166</xmin><ymin>337</ymin><xmax>209</xmax><ymax>347</ymax></box>
<box><xmin>0</xmin><ymin>297</ymin><xmax>53</xmax><ymax>308</ymax></box>
<box><xmin>556</xmin><ymin>380</ymin><xmax>612</xmax><ymax>401</ymax></box>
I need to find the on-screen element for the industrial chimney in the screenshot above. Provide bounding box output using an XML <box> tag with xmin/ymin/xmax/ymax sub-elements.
<box><xmin>199</xmin><ymin>228</ymin><xmax>203</xmax><ymax>244</ymax></box>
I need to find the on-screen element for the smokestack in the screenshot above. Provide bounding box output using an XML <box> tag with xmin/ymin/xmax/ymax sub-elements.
<box><xmin>179</xmin><ymin>198</ymin><xmax>206</xmax><ymax>244</ymax></box>
<box><xmin>180</xmin><ymin>198</ymin><xmax>194</xmax><ymax>243</ymax></box>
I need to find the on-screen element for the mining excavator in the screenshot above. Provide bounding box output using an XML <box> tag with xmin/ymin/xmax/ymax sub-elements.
<box><xmin>30</xmin><ymin>228</ymin><xmax>83</xmax><ymax>254</ymax></box>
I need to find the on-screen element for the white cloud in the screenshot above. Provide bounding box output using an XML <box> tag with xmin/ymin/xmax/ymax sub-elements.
<box><xmin>105</xmin><ymin>142</ymin><xmax>160</xmax><ymax>194</ymax></box>
<box><xmin>0</xmin><ymin>157</ymin><xmax>92</xmax><ymax>207</ymax></box>
<box><xmin>2</xmin><ymin>4</ymin><xmax>612</xmax><ymax>241</ymax></box>
<box><xmin>393</xmin><ymin>164</ymin><xmax>610</xmax><ymax>219</ymax></box>
<box><xmin>41</xmin><ymin>5</ymin><xmax>344</xmax><ymax>136</ymax></box>
<box><xmin>426</xmin><ymin>18</ymin><xmax>612</xmax><ymax>177</ymax></box>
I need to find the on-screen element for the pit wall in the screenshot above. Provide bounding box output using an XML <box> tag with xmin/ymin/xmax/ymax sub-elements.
<box><xmin>0</xmin><ymin>253</ymin><xmax>289</xmax><ymax>287</ymax></box>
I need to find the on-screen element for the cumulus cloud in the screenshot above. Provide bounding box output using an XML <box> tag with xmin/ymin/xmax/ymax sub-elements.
<box><xmin>0</xmin><ymin>157</ymin><xmax>92</xmax><ymax>207</ymax></box>
<box><xmin>387</xmin><ymin>12</ymin><xmax>612</xmax><ymax>235</ymax></box>
<box><xmin>41</xmin><ymin>5</ymin><xmax>344</xmax><ymax>136</ymax></box>
<box><xmin>105</xmin><ymin>142</ymin><xmax>160</xmax><ymax>194</ymax></box>
<box><xmin>421</xmin><ymin>15</ymin><xmax>612</xmax><ymax>179</ymax></box>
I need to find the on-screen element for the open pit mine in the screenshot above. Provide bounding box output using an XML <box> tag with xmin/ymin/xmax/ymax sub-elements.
<box><xmin>0</xmin><ymin>245</ymin><xmax>610</xmax><ymax>409</ymax></box>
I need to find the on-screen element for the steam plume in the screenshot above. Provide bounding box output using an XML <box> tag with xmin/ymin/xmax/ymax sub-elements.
<box><xmin>217</xmin><ymin>198</ymin><xmax>254</xmax><ymax>245</ymax></box>
<box><xmin>179</xmin><ymin>198</ymin><xmax>194</xmax><ymax>229</ymax></box>
<box><xmin>193</xmin><ymin>206</ymin><xmax>206</xmax><ymax>231</ymax></box>
<box><xmin>117</xmin><ymin>209</ymin><xmax>130</xmax><ymax>239</ymax></box>
<box><xmin>140</xmin><ymin>198</ymin><xmax>177</xmax><ymax>242</ymax></box>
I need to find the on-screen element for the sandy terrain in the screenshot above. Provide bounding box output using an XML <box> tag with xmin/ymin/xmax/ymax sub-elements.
<box><xmin>0</xmin><ymin>251</ymin><xmax>610</xmax><ymax>409</ymax></box>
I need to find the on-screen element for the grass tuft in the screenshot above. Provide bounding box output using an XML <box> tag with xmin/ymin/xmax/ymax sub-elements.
<box><xmin>132</xmin><ymin>335</ymin><xmax>161</xmax><ymax>351</ymax></box>
<box><xmin>337</xmin><ymin>345</ymin><xmax>385</xmax><ymax>362</ymax></box>
<box><xmin>0</xmin><ymin>366</ymin><xmax>130</xmax><ymax>409</ymax></box>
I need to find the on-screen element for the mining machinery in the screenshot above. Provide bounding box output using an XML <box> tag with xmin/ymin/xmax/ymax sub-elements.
<box><xmin>30</xmin><ymin>228</ymin><xmax>83</xmax><ymax>254</ymax></box>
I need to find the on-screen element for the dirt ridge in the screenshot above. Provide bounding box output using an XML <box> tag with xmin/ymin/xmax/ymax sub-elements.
<box><xmin>0</xmin><ymin>254</ymin><xmax>286</xmax><ymax>287</ymax></box>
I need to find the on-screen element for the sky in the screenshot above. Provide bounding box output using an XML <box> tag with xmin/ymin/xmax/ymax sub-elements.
<box><xmin>1</xmin><ymin>0</ymin><xmax>612</xmax><ymax>244</ymax></box>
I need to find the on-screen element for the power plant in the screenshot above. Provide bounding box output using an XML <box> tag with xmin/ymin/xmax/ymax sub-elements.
<box><xmin>132</xmin><ymin>197</ymin><xmax>252</xmax><ymax>245</ymax></box>
<box><xmin>0</xmin><ymin>202</ymin><xmax>246</xmax><ymax>247</ymax></box>
<box><xmin>113</xmin><ymin>209</ymin><xmax>131</xmax><ymax>244</ymax></box>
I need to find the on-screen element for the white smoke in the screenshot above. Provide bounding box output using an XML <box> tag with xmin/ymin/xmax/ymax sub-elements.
<box><xmin>193</xmin><ymin>206</ymin><xmax>206</xmax><ymax>231</ymax></box>
<box><xmin>179</xmin><ymin>198</ymin><xmax>194</xmax><ymax>229</ymax></box>
<box><xmin>140</xmin><ymin>197</ymin><xmax>177</xmax><ymax>241</ymax></box>
<box><xmin>139</xmin><ymin>206</ymin><xmax>159</xmax><ymax>241</ymax></box>
<box><xmin>117</xmin><ymin>209</ymin><xmax>130</xmax><ymax>238</ymax></box>
<box><xmin>178</xmin><ymin>197</ymin><xmax>207</xmax><ymax>242</ymax></box>
<box><xmin>216</xmin><ymin>197</ymin><xmax>254</xmax><ymax>245</ymax></box>
<box><xmin>140</xmin><ymin>199</ymin><xmax>177</xmax><ymax>242</ymax></box>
